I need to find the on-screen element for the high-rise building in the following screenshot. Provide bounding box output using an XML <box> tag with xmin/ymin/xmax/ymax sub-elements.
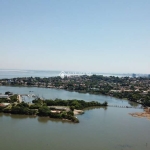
<box><xmin>132</xmin><ymin>73</ymin><xmax>136</xmax><ymax>78</ymax></box>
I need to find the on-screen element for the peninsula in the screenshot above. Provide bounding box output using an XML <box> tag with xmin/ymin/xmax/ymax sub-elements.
<box><xmin>0</xmin><ymin>93</ymin><xmax>108</xmax><ymax>123</ymax></box>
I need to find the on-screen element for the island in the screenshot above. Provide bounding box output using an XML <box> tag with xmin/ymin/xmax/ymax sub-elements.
<box><xmin>0</xmin><ymin>93</ymin><xmax>108</xmax><ymax>123</ymax></box>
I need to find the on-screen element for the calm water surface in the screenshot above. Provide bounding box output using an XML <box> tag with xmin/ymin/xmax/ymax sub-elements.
<box><xmin>0</xmin><ymin>86</ymin><xmax>139</xmax><ymax>107</ymax></box>
<box><xmin>0</xmin><ymin>69</ymin><xmax>131</xmax><ymax>79</ymax></box>
<box><xmin>0</xmin><ymin>70</ymin><xmax>60</xmax><ymax>79</ymax></box>
<box><xmin>0</xmin><ymin>86</ymin><xmax>150</xmax><ymax>150</ymax></box>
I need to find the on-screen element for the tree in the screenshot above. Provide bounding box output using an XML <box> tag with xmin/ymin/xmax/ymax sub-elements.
<box><xmin>38</xmin><ymin>106</ymin><xmax>50</xmax><ymax>116</ymax></box>
<box><xmin>67</xmin><ymin>110</ymin><xmax>74</xmax><ymax>116</ymax></box>
<box><xmin>70</xmin><ymin>106</ymin><xmax>75</xmax><ymax>111</ymax></box>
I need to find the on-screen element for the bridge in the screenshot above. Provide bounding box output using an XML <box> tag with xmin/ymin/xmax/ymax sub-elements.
<box><xmin>108</xmin><ymin>105</ymin><xmax>143</xmax><ymax>109</ymax></box>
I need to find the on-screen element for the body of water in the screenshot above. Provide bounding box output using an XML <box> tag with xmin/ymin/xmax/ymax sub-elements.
<box><xmin>0</xmin><ymin>71</ymin><xmax>150</xmax><ymax>150</ymax></box>
<box><xmin>0</xmin><ymin>86</ymin><xmax>140</xmax><ymax>107</ymax></box>
<box><xmin>0</xmin><ymin>102</ymin><xmax>149</xmax><ymax>150</ymax></box>
<box><xmin>0</xmin><ymin>69</ymin><xmax>132</xmax><ymax>79</ymax></box>
<box><xmin>0</xmin><ymin>69</ymin><xmax>60</xmax><ymax>79</ymax></box>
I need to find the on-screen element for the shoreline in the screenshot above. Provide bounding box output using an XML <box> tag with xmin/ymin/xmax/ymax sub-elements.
<box><xmin>129</xmin><ymin>108</ymin><xmax>150</xmax><ymax>120</ymax></box>
<box><xmin>0</xmin><ymin>85</ymin><xmax>144</xmax><ymax>106</ymax></box>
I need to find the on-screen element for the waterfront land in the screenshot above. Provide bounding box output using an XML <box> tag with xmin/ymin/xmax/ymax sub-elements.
<box><xmin>0</xmin><ymin>93</ymin><xmax>107</xmax><ymax>123</ymax></box>
<box><xmin>0</xmin><ymin>75</ymin><xmax>150</xmax><ymax>106</ymax></box>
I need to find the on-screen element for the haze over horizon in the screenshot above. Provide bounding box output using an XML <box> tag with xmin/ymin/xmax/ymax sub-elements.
<box><xmin>0</xmin><ymin>0</ymin><xmax>150</xmax><ymax>74</ymax></box>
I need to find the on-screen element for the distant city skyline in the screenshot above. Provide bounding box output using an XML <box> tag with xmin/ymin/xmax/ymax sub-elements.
<box><xmin>0</xmin><ymin>69</ymin><xmax>149</xmax><ymax>76</ymax></box>
<box><xmin>0</xmin><ymin>0</ymin><xmax>150</xmax><ymax>74</ymax></box>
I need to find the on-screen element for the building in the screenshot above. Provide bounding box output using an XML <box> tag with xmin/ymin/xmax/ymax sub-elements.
<box><xmin>132</xmin><ymin>73</ymin><xmax>136</xmax><ymax>78</ymax></box>
<box><xmin>0</xmin><ymin>95</ymin><xmax>9</xmax><ymax>98</ymax></box>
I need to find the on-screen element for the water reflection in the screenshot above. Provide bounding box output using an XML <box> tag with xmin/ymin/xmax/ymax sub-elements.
<box><xmin>0</xmin><ymin>113</ymin><xmax>4</xmax><ymax>117</ymax></box>
<box><xmin>0</xmin><ymin>112</ymin><xmax>76</xmax><ymax>124</ymax></box>
<box><xmin>50</xmin><ymin>118</ymin><xmax>75</xmax><ymax>124</ymax></box>
<box><xmin>84</xmin><ymin>106</ymin><xmax>107</xmax><ymax>111</ymax></box>
<box><xmin>0</xmin><ymin>113</ymin><xmax>11</xmax><ymax>117</ymax></box>
<box><xmin>128</xmin><ymin>101</ymin><xmax>139</xmax><ymax>107</ymax></box>
<box><xmin>0</xmin><ymin>113</ymin><xmax>36</xmax><ymax>119</ymax></box>
<box><xmin>10</xmin><ymin>114</ymin><xmax>31</xmax><ymax>119</ymax></box>
<box><xmin>37</xmin><ymin>116</ymin><xmax>75</xmax><ymax>124</ymax></box>
<box><xmin>37</xmin><ymin>117</ymin><xmax>49</xmax><ymax>123</ymax></box>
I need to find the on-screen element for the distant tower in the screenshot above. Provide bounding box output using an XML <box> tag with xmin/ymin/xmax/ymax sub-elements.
<box><xmin>132</xmin><ymin>73</ymin><xmax>136</xmax><ymax>78</ymax></box>
<box><xmin>148</xmin><ymin>74</ymin><xmax>150</xmax><ymax>78</ymax></box>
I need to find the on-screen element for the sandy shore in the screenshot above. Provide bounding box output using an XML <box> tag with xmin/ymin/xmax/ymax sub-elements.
<box><xmin>74</xmin><ymin>109</ymin><xmax>84</xmax><ymax>115</ymax></box>
<box><xmin>129</xmin><ymin>108</ymin><xmax>150</xmax><ymax>120</ymax></box>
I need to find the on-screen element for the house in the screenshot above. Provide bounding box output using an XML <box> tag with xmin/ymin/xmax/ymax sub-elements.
<box><xmin>0</xmin><ymin>95</ymin><xmax>9</xmax><ymax>98</ymax></box>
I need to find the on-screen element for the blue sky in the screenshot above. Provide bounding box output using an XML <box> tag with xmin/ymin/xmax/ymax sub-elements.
<box><xmin>0</xmin><ymin>0</ymin><xmax>150</xmax><ymax>73</ymax></box>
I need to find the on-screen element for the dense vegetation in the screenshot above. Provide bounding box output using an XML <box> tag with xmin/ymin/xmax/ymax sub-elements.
<box><xmin>0</xmin><ymin>98</ymin><xmax>107</xmax><ymax>123</ymax></box>
<box><xmin>32</xmin><ymin>98</ymin><xmax>108</xmax><ymax>109</ymax></box>
<box><xmin>9</xmin><ymin>94</ymin><xmax>18</xmax><ymax>102</ymax></box>
<box><xmin>110</xmin><ymin>91</ymin><xmax>150</xmax><ymax>106</ymax></box>
<box><xmin>0</xmin><ymin>98</ymin><xmax>9</xmax><ymax>103</ymax></box>
<box><xmin>2</xmin><ymin>102</ymin><xmax>37</xmax><ymax>115</ymax></box>
<box><xmin>0</xmin><ymin>94</ymin><xmax>18</xmax><ymax>103</ymax></box>
<box><xmin>143</xmin><ymin>93</ymin><xmax>150</xmax><ymax>106</ymax></box>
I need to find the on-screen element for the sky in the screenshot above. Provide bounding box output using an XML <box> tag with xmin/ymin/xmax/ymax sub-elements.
<box><xmin>0</xmin><ymin>0</ymin><xmax>150</xmax><ymax>74</ymax></box>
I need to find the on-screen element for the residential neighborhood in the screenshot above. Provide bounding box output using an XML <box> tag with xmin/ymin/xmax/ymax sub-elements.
<box><xmin>0</xmin><ymin>75</ymin><xmax>150</xmax><ymax>106</ymax></box>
